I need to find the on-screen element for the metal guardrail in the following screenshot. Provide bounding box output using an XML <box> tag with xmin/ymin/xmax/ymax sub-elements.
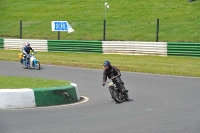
<box><xmin>167</xmin><ymin>42</ymin><xmax>200</xmax><ymax>57</ymax></box>
<box><xmin>47</xmin><ymin>40</ymin><xmax>102</xmax><ymax>53</ymax></box>
<box><xmin>0</xmin><ymin>38</ymin><xmax>3</xmax><ymax>49</ymax></box>
<box><xmin>4</xmin><ymin>39</ymin><xmax>48</xmax><ymax>52</ymax></box>
<box><xmin>102</xmin><ymin>41</ymin><xmax>167</xmax><ymax>56</ymax></box>
<box><xmin>3</xmin><ymin>39</ymin><xmax>200</xmax><ymax>58</ymax></box>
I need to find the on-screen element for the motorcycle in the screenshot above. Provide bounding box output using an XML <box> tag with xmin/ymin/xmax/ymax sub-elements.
<box><xmin>19</xmin><ymin>52</ymin><xmax>40</xmax><ymax>70</ymax></box>
<box><xmin>106</xmin><ymin>75</ymin><xmax>129</xmax><ymax>103</ymax></box>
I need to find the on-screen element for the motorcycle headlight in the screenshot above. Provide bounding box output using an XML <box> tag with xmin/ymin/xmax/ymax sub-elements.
<box><xmin>108</xmin><ymin>82</ymin><xmax>113</xmax><ymax>87</ymax></box>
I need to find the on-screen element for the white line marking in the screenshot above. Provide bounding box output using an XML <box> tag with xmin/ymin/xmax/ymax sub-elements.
<box><xmin>0</xmin><ymin>96</ymin><xmax>89</xmax><ymax>111</ymax></box>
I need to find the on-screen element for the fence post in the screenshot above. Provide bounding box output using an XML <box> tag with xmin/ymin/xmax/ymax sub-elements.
<box><xmin>20</xmin><ymin>20</ymin><xmax>22</xmax><ymax>39</ymax></box>
<box><xmin>103</xmin><ymin>20</ymin><xmax>106</xmax><ymax>41</ymax></box>
<box><xmin>58</xmin><ymin>31</ymin><xmax>60</xmax><ymax>40</ymax></box>
<box><xmin>156</xmin><ymin>19</ymin><xmax>159</xmax><ymax>42</ymax></box>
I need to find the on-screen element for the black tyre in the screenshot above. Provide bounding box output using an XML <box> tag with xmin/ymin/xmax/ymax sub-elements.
<box><xmin>112</xmin><ymin>90</ymin><xmax>124</xmax><ymax>103</ymax></box>
<box><xmin>35</xmin><ymin>61</ymin><xmax>40</xmax><ymax>70</ymax></box>
<box><xmin>120</xmin><ymin>85</ymin><xmax>129</xmax><ymax>101</ymax></box>
<box><xmin>109</xmin><ymin>87</ymin><xmax>115</xmax><ymax>99</ymax></box>
<box><xmin>22</xmin><ymin>61</ymin><xmax>28</xmax><ymax>69</ymax></box>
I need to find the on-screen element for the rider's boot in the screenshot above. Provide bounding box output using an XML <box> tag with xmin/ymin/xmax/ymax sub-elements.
<box><xmin>125</xmin><ymin>92</ymin><xmax>129</xmax><ymax>101</ymax></box>
<box><xmin>121</xmin><ymin>85</ymin><xmax>128</xmax><ymax>94</ymax></box>
<box><xmin>122</xmin><ymin>88</ymin><xmax>128</xmax><ymax>94</ymax></box>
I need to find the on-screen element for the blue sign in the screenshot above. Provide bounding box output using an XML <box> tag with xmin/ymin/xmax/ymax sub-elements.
<box><xmin>51</xmin><ymin>21</ymin><xmax>74</xmax><ymax>33</ymax></box>
<box><xmin>54</xmin><ymin>22</ymin><xmax>67</xmax><ymax>31</ymax></box>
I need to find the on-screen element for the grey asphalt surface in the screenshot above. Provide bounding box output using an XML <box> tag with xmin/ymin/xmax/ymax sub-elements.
<box><xmin>0</xmin><ymin>61</ymin><xmax>200</xmax><ymax>133</ymax></box>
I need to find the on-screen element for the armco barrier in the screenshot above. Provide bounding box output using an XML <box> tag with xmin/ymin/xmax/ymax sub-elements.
<box><xmin>48</xmin><ymin>40</ymin><xmax>102</xmax><ymax>53</ymax></box>
<box><xmin>167</xmin><ymin>42</ymin><xmax>200</xmax><ymax>57</ymax></box>
<box><xmin>102</xmin><ymin>41</ymin><xmax>167</xmax><ymax>56</ymax></box>
<box><xmin>3</xmin><ymin>38</ymin><xmax>200</xmax><ymax>58</ymax></box>
<box><xmin>0</xmin><ymin>38</ymin><xmax>3</xmax><ymax>49</ymax></box>
<box><xmin>0</xmin><ymin>83</ymin><xmax>80</xmax><ymax>109</ymax></box>
<box><xmin>4</xmin><ymin>39</ymin><xmax>48</xmax><ymax>52</ymax></box>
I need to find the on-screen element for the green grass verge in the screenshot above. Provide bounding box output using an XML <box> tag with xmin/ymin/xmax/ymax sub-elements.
<box><xmin>1</xmin><ymin>50</ymin><xmax>200</xmax><ymax>77</ymax></box>
<box><xmin>0</xmin><ymin>76</ymin><xmax>71</xmax><ymax>89</ymax></box>
<box><xmin>0</xmin><ymin>0</ymin><xmax>200</xmax><ymax>42</ymax></box>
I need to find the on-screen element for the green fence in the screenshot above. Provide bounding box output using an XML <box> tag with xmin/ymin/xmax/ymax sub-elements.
<box><xmin>167</xmin><ymin>42</ymin><xmax>200</xmax><ymax>57</ymax></box>
<box><xmin>48</xmin><ymin>40</ymin><xmax>102</xmax><ymax>53</ymax></box>
<box><xmin>0</xmin><ymin>38</ymin><xmax>4</xmax><ymax>49</ymax></box>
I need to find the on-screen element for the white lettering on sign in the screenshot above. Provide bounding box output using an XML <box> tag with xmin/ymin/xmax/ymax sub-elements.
<box><xmin>51</xmin><ymin>21</ymin><xmax>74</xmax><ymax>33</ymax></box>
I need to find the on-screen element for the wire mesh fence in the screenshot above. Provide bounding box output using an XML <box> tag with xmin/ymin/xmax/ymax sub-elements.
<box><xmin>0</xmin><ymin>18</ymin><xmax>199</xmax><ymax>42</ymax></box>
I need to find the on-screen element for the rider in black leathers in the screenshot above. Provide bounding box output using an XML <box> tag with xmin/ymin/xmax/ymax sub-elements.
<box><xmin>102</xmin><ymin>61</ymin><xmax>121</xmax><ymax>85</ymax></box>
<box><xmin>102</xmin><ymin>61</ymin><xmax>128</xmax><ymax>93</ymax></box>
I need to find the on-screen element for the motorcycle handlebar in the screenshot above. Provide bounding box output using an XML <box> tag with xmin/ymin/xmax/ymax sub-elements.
<box><xmin>112</xmin><ymin>74</ymin><xmax>121</xmax><ymax>79</ymax></box>
<box><xmin>106</xmin><ymin>74</ymin><xmax>121</xmax><ymax>83</ymax></box>
<box><xmin>104</xmin><ymin>74</ymin><xmax>121</xmax><ymax>85</ymax></box>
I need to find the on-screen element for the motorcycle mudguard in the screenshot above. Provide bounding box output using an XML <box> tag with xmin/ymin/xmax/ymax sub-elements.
<box><xmin>33</xmin><ymin>59</ymin><xmax>38</xmax><ymax>67</ymax></box>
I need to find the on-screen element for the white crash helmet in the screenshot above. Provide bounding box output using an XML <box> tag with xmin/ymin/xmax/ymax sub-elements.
<box><xmin>26</xmin><ymin>42</ymin><xmax>30</xmax><ymax>46</ymax></box>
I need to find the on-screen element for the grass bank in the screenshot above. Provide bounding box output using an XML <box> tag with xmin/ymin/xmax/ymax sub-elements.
<box><xmin>0</xmin><ymin>0</ymin><xmax>200</xmax><ymax>42</ymax></box>
<box><xmin>1</xmin><ymin>50</ymin><xmax>200</xmax><ymax>77</ymax></box>
<box><xmin>0</xmin><ymin>76</ymin><xmax>70</xmax><ymax>89</ymax></box>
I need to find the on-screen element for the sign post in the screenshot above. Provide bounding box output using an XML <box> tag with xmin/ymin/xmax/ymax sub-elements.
<box><xmin>20</xmin><ymin>20</ymin><xmax>22</xmax><ymax>39</ymax></box>
<box><xmin>103</xmin><ymin>2</ymin><xmax>109</xmax><ymax>41</ymax></box>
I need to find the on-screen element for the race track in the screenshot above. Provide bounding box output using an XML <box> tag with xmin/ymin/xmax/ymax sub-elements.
<box><xmin>1</xmin><ymin>61</ymin><xmax>200</xmax><ymax>133</ymax></box>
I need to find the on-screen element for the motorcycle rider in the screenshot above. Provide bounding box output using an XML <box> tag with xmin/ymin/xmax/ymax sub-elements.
<box><xmin>102</xmin><ymin>61</ymin><xmax>128</xmax><ymax>93</ymax></box>
<box><xmin>22</xmin><ymin>42</ymin><xmax>35</xmax><ymax>66</ymax></box>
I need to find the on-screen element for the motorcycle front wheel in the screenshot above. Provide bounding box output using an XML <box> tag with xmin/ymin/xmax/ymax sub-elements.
<box><xmin>112</xmin><ymin>90</ymin><xmax>124</xmax><ymax>103</ymax></box>
<box><xmin>35</xmin><ymin>61</ymin><xmax>40</xmax><ymax>70</ymax></box>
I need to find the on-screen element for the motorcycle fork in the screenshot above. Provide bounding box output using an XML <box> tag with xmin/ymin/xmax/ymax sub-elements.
<box><xmin>113</xmin><ymin>78</ymin><xmax>123</xmax><ymax>92</ymax></box>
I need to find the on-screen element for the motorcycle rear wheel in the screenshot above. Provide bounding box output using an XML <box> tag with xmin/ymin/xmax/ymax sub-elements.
<box><xmin>124</xmin><ymin>92</ymin><xmax>129</xmax><ymax>101</ymax></box>
<box><xmin>120</xmin><ymin>85</ymin><xmax>129</xmax><ymax>101</ymax></box>
<box><xmin>22</xmin><ymin>61</ymin><xmax>28</xmax><ymax>69</ymax></box>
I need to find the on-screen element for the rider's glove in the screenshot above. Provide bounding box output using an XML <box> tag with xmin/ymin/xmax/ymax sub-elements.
<box><xmin>102</xmin><ymin>82</ymin><xmax>106</xmax><ymax>86</ymax></box>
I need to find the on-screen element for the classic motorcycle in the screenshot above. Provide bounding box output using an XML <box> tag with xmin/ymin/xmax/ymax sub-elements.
<box><xmin>19</xmin><ymin>52</ymin><xmax>40</xmax><ymax>70</ymax></box>
<box><xmin>106</xmin><ymin>75</ymin><xmax>129</xmax><ymax>103</ymax></box>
